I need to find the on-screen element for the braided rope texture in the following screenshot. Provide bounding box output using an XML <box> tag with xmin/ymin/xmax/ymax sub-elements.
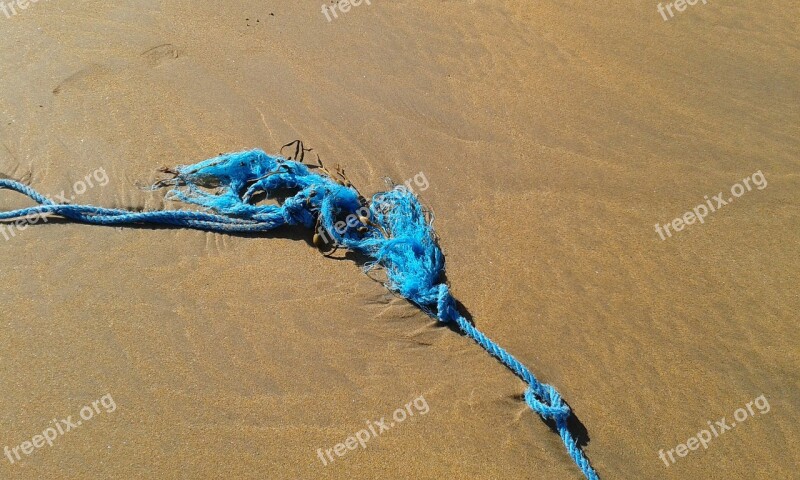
<box><xmin>0</xmin><ymin>149</ymin><xmax>599</xmax><ymax>479</ymax></box>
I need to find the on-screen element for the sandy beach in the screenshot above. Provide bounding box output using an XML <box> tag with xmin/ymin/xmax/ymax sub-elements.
<box><xmin>1</xmin><ymin>1</ymin><xmax>798</xmax><ymax>478</ymax></box>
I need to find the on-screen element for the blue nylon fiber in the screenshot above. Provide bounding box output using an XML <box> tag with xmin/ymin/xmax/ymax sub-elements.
<box><xmin>0</xmin><ymin>149</ymin><xmax>599</xmax><ymax>479</ymax></box>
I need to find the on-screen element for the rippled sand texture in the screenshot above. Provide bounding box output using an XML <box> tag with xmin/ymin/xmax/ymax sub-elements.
<box><xmin>0</xmin><ymin>1</ymin><xmax>797</xmax><ymax>479</ymax></box>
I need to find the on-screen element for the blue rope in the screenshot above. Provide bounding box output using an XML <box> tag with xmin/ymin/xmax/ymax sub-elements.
<box><xmin>0</xmin><ymin>149</ymin><xmax>599</xmax><ymax>479</ymax></box>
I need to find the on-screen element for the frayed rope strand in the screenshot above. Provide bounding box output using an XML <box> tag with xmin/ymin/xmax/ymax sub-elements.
<box><xmin>0</xmin><ymin>149</ymin><xmax>599</xmax><ymax>479</ymax></box>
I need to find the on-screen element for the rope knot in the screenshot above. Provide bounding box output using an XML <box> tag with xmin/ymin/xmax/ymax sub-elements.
<box><xmin>282</xmin><ymin>196</ymin><xmax>314</xmax><ymax>227</ymax></box>
<box><xmin>524</xmin><ymin>384</ymin><xmax>571</xmax><ymax>424</ymax></box>
<box><xmin>436</xmin><ymin>284</ymin><xmax>459</xmax><ymax>323</ymax></box>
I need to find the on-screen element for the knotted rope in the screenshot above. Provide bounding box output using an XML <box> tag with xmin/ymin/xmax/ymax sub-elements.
<box><xmin>0</xmin><ymin>149</ymin><xmax>599</xmax><ymax>479</ymax></box>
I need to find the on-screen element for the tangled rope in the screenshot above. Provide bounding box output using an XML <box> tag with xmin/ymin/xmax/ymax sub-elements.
<box><xmin>0</xmin><ymin>148</ymin><xmax>599</xmax><ymax>479</ymax></box>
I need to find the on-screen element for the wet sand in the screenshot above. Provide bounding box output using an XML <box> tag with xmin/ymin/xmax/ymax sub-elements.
<box><xmin>0</xmin><ymin>1</ymin><xmax>798</xmax><ymax>478</ymax></box>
